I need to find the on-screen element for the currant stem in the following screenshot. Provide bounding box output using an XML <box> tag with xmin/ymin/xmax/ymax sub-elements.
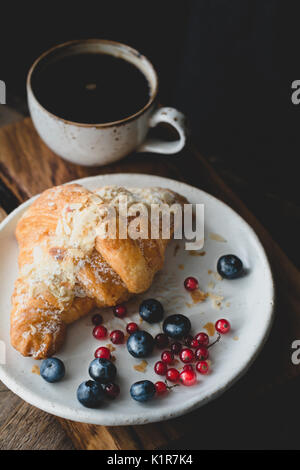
<box><xmin>164</xmin><ymin>380</ymin><xmax>179</xmax><ymax>390</ymax></box>
<box><xmin>207</xmin><ymin>333</ymin><xmax>221</xmax><ymax>349</ymax></box>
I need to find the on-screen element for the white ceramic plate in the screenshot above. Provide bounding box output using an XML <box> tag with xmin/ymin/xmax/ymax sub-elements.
<box><xmin>0</xmin><ymin>173</ymin><xmax>274</xmax><ymax>425</ymax></box>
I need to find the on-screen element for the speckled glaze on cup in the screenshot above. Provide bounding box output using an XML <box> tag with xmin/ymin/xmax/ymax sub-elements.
<box><xmin>27</xmin><ymin>39</ymin><xmax>188</xmax><ymax>166</ymax></box>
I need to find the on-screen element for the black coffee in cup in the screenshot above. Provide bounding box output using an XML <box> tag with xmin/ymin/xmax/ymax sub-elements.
<box><xmin>31</xmin><ymin>52</ymin><xmax>151</xmax><ymax>124</ymax></box>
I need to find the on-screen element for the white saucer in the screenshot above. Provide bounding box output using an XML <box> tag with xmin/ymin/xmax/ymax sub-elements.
<box><xmin>0</xmin><ymin>173</ymin><xmax>274</xmax><ymax>425</ymax></box>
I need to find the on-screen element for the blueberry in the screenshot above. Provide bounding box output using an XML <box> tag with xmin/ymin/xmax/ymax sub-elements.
<box><xmin>139</xmin><ymin>299</ymin><xmax>164</xmax><ymax>323</ymax></box>
<box><xmin>40</xmin><ymin>358</ymin><xmax>65</xmax><ymax>383</ymax></box>
<box><xmin>89</xmin><ymin>358</ymin><xmax>117</xmax><ymax>384</ymax></box>
<box><xmin>77</xmin><ymin>380</ymin><xmax>105</xmax><ymax>408</ymax></box>
<box><xmin>127</xmin><ymin>330</ymin><xmax>154</xmax><ymax>358</ymax></box>
<box><xmin>130</xmin><ymin>380</ymin><xmax>156</xmax><ymax>402</ymax></box>
<box><xmin>163</xmin><ymin>314</ymin><xmax>191</xmax><ymax>340</ymax></box>
<box><xmin>217</xmin><ymin>254</ymin><xmax>243</xmax><ymax>279</ymax></box>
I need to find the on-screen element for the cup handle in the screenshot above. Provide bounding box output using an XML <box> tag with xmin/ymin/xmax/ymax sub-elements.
<box><xmin>137</xmin><ymin>107</ymin><xmax>188</xmax><ymax>154</ymax></box>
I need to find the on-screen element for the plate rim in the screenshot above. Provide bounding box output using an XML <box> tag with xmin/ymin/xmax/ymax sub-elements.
<box><xmin>0</xmin><ymin>173</ymin><xmax>275</xmax><ymax>425</ymax></box>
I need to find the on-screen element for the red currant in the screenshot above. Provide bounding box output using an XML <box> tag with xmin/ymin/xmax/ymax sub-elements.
<box><xmin>179</xmin><ymin>369</ymin><xmax>197</xmax><ymax>386</ymax></box>
<box><xmin>110</xmin><ymin>330</ymin><xmax>124</xmax><ymax>344</ymax></box>
<box><xmin>155</xmin><ymin>333</ymin><xmax>169</xmax><ymax>349</ymax></box>
<box><xmin>196</xmin><ymin>360</ymin><xmax>209</xmax><ymax>374</ymax></box>
<box><xmin>195</xmin><ymin>332</ymin><xmax>209</xmax><ymax>346</ymax></box>
<box><xmin>166</xmin><ymin>368</ymin><xmax>180</xmax><ymax>382</ymax></box>
<box><xmin>161</xmin><ymin>350</ymin><xmax>174</xmax><ymax>365</ymax></box>
<box><xmin>126</xmin><ymin>322</ymin><xmax>139</xmax><ymax>334</ymax></box>
<box><xmin>180</xmin><ymin>348</ymin><xmax>194</xmax><ymax>363</ymax></box>
<box><xmin>190</xmin><ymin>339</ymin><xmax>199</xmax><ymax>348</ymax></box>
<box><xmin>154</xmin><ymin>361</ymin><xmax>167</xmax><ymax>376</ymax></box>
<box><xmin>215</xmin><ymin>318</ymin><xmax>231</xmax><ymax>334</ymax></box>
<box><xmin>94</xmin><ymin>346</ymin><xmax>111</xmax><ymax>360</ymax></box>
<box><xmin>183</xmin><ymin>364</ymin><xmax>194</xmax><ymax>372</ymax></box>
<box><xmin>184</xmin><ymin>276</ymin><xmax>199</xmax><ymax>291</ymax></box>
<box><xmin>195</xmin><ymin>346</ymin><xmax>209</xmax><ymax>361</ymax></box>
<box><xmin>171</xmin><ymin>342</ymin><xmax>182</xmax><ymax>355</ymax></box>
<box><xmin>92</xmin><ymin>313</ymin><xmax>103</xmax><ymax>325</ymax></box>
<box><xmin>113</xmin><ymin>304</ymin><xmax>127</xmax><ymax>318</ymax></box>
<box><xmin>105</xmin><ymin>383</ymin><xmax>120</xmax><ymax>399</ymax></box>
<box><xmin>155</xmin><ymin>381</ymin><xmax>168</xmax><ymax>395</ymax></box>
<box><xmin>184</xmin><ymin>334</ymin><xmax>194</xmax><ymax>347</ymax></box>
<box><xmin>93</xmin><ymin>325</ymin><xmax>107</xmax><ymax>340</ymax></box>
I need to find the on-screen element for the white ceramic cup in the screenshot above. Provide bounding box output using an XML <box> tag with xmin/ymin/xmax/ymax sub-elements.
<box><xmin>27</xmin><ymin>39</ymin><xmax>188</xmax><ymax>167</ymax></box>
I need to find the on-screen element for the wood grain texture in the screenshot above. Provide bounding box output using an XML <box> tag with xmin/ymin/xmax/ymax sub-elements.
<box><xmin>0</xmin><ymin>395</ymin><xmax>74</xmax><ymax>450</ymax></box>
<box><xmin>0</xmin><ymin>118</ymin><xmax>299</xmax><ymax>450</ymax></box>
<box><xmin>0</xmin><ymin>106</ymin><xmax>23</xmax><ymax>128</ymax></box>
<box><xmin>0</xmin><ymin>207</ymin><xmax>6</xmax><ymax>222</ymax></box>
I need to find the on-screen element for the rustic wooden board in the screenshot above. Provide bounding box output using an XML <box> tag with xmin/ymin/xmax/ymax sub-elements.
<box><xmin>0</xmin><ymin>118</ymin><xmax>299</xmax><ymax>450</ymax></box>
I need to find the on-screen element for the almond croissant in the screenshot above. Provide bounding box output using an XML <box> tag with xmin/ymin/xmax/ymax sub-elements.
<box><xmin>10</xmin><ymin>183</ymin><xmax>187</xmax><ymax>359</ymax></box>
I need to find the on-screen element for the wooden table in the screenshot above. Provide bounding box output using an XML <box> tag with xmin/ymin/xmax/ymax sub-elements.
<box><xmin>0</xmin><ymin>116</ymin><xmax>300</xmax><ymax>450</ymax></box>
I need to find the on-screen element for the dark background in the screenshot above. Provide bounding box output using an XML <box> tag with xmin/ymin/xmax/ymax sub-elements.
<box><xmin>1</xmin><ymin>0</ymin><xmax>300</xmax><ymax>449</ymax></box>
<box><xmin>1</xmin><ymin>0</ymin><xmax>300</xmax><ymax>268</ymax></box>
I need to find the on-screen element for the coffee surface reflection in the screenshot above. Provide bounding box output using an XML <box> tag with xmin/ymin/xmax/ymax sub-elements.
<box><xmin>31</xmin><ymin>53</ymin><xmax>151</xmax><ymax>124</ymax></box>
